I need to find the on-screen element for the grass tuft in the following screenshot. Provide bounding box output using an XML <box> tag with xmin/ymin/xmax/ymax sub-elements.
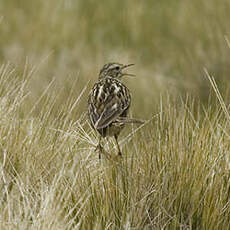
<box><xmin>0</xmin><ymin>63</ymin><xmax>229</xmax><ymax>229</ymax></box>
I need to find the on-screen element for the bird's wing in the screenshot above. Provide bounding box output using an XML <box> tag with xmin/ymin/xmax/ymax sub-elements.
<box><xmin>88</xmin><ymin>79</ymin><xmax>130</xmax><ymax>129</ymax></box>
<box><xmin>95</xmin><ymin>95</ymin><xmax>127</xmax><ymax>129</ymax></box>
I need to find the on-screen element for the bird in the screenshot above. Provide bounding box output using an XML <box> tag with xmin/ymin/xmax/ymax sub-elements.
<box><xmin>88</xmin><ymin>62</ymin><xmax>143</xmax><ymax>158</ymax></box>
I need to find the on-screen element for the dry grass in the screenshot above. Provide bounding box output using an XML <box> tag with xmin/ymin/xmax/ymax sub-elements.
<box><xmin>0</xmin><ymin>63</ymin><xmax>229</xmax><ymax>229</ymax></box>
<box><xmin>0</xmin><ymin>0</ymin><xmax>230</xmax><ymax>229</ymax></box>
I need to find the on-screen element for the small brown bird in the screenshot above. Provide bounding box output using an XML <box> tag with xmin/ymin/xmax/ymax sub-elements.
<box><xmin>88</xmin><ymin>63</ymin><xmax>143</xmax><ymax>158</ymax></box>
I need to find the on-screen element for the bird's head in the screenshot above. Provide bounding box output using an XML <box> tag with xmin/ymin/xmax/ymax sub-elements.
<box><xmin>99</xmin><ymin>63</ymin><xmax>135</xmax><ymax>79</ymax></box>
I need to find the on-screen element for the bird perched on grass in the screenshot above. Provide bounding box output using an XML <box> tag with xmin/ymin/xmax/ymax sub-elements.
<box><xmin>88</xmin><ymin>62</ymin><xmax>143</xmax><ymax>158</ymax></box>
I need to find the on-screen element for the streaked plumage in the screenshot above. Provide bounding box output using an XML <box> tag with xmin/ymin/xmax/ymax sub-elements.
<box><xmin>88</xmin><ymin>77</ymin><xmax>131</xmax><ymax>137</ymax></box>
<box><xmin>88</xmin><ymin>62</ymin><xmax>142</xmax><ymax>158</ymax></box>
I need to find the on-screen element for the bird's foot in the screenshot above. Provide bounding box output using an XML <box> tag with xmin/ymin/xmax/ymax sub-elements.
<box><xmin>95</xmin><ymin>144</ymin><xmax>103</xmax><ymax>159</ymax></box>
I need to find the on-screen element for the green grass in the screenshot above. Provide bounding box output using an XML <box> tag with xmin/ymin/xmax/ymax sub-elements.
<box><xmin>0</xmin><ymin>0</ymin><xmax>230</xmax><ymax>229</ymax></box>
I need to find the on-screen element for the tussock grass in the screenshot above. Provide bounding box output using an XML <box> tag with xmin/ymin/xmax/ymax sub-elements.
<box><xmin>0</xmin><ymin>64</ymin><xmax>229</xmax><ymax>229</ymax></box>
<box><xmin>0</xmin><ymin>1</ymin><xmax>230</xmax><ymax>229</ymax></box>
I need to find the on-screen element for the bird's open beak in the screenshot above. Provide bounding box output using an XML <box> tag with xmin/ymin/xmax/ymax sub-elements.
<box><xmin>122</xmin><ymin>63</ymin><xmax>135</xmax><ymax>77</ymax></box>
<box><xmin>122</xmin><ymin>63</ymin><xmax>135</xmax><ymax>69</ymax></box>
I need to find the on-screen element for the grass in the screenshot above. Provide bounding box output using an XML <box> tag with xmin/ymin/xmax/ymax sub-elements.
<box><xmin>0</xmin><ymin>0</ymin><xmax>230</xmax><ymax>229</ymax></box>
<box><xmin>0</xmin><ymin>63</ymin><xmax>229</xmax><ymax>229</ymax></box>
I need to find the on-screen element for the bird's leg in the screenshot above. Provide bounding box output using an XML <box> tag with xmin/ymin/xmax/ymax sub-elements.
<box><xmin>95</xmin><ymin>136</ymin><xmax>112</xmax><ymax>160</ymax></box>
<box><xmin>114</xmin><ymin>134</ymin><xmax>122</xmax><ymax>156</ymax></box>
<box><xmin>95</xmin><ymin>136</ymin><xmax>103</xmax><ymax>159</ymax></box>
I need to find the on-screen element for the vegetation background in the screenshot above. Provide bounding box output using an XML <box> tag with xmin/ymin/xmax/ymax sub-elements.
<box><xmin>0</xmin><ymin>0</ymin><xmax>229</xmax><ymax>229</ymax></box>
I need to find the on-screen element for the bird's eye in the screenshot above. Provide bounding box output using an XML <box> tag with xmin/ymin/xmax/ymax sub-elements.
<box><xmin>115</xmin><ymin>66</ymin><xmax>120</xmax><ymax>70</ymax></box>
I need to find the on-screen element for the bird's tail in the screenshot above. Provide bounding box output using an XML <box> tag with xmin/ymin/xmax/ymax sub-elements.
<box><xmin>115</xmin><ymin>117</ymin><xmax>145</xmax><ymax>125</ymax></box>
